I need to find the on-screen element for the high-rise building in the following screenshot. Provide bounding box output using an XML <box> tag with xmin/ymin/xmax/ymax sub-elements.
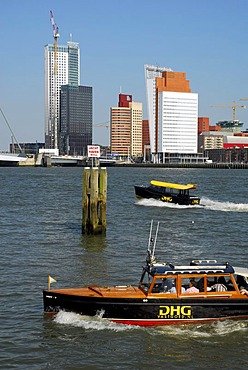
<box><xmin>144</xmin><ymin>64</ymin><xmax>173</xmax><ymax>153</ymax></box>
<box><xmin>145</xmin><ymin>64</ymin><xmax>198</xmax><ymax>161</ymax></box>
<box><xmin>59</xmin><ymin>85</ymin><xmax>92</xmax><ymax>156</ymax></box>
<box><xmin>142</xmin><ymin>119</ymin><xmax>150</xmax><ymax>160</ymax></box>
<box><xmin>130</xmin><ymin>101</ymin><xmax>143</xmax><ymax>156</ymax></box>
<box><xmin>110</xmin><ymin>94</ymin><xmax>143</xmax><ymax>158</ymax></box>
<box><xmin>157</xmin><ymin>71</ymin><xmax>198</xmax><ymax>154</ymax></box>
<box><xmin>44</xmin><ymin>41</ymin><xmax>80</xmax><ymax>149</ymax></box>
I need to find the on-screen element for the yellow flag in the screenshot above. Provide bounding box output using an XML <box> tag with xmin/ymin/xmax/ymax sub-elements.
<box><xmin>48</xmin><ymin>275</ymin><xmax>57</xmax><ymax>289</ymax></box>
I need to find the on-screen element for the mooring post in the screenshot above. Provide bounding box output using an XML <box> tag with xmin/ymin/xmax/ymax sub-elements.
<box><xmin>82</xmin><ymin>167</ymin><xmax>107</xmax><ymax>234</ymax></box>
<box><xmin>99</xmin><ymin>167</ymin><xmax>107</xmax><ymax>230</ymax></box>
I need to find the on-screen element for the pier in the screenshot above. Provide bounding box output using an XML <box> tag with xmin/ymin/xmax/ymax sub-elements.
<box><xmin>82</xmin><ymin>167</ymin><xmax>107</xmax><ymax>234</ymax></box>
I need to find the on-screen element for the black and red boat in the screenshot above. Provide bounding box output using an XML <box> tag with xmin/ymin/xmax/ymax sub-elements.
<box><xmin>43</xmin><ymin>221</ymin><xmax>248</xmax><ymax>326</ymax></box>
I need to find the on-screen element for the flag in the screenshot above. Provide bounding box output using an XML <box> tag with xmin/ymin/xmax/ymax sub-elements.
<box><xmin>49</xmin><ymin>275</ymin><xmax>57</xmax><ymax>284</ymax></box>
<box><xmin>48</xmin><ymin>275</ymin><xmax>57</xmax><ymax>289</ymax></box>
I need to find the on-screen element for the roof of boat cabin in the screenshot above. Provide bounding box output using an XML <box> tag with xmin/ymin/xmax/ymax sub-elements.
<box><xmin>150</xmin><ymin>180</ymin><xmax>197</xmax><ymax>190</ymax></box>
<box><xmin>144</xmin><ymin>259</ymin><xmax>246</xmax><ymax>275</ymax></box>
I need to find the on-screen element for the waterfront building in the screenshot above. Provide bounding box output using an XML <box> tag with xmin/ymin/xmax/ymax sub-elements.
<box><xmin>144</xmin><ymin>64</ymin><xmax>173</xmax><ymax>154</ymax></box>
<box><xmin>10</xmin><ymin>142</ymin><xmax>45</xmax><ymax>155</ymax></box>
<box><xmin>44</xmin><ymin>41</ymin><xmax>80</xmax><ymax>150</ymax></box>
<box><xmin>198</xmin><ymin>117</ymin><xmax>210</xmax><ymax>133</ymax></box>
<box><xmin>205</xmin><ymin>148</ymin><xmax>248</xmax><ymax>163</ymax></box>
<box><xmin>59</xmin><ymin>85</ymin><xmax>92</xmax><ymax>156</ymax></box>
<box><xmin>145</xmin><ymin>65</ymin><xmax>198</xmax><ymax>163</ymax></box>
<box><xmin>142</xmin><ymin>119</ymin><xmax>150</xmax><ymax>161</ymax></box>
<box><xmin>216</xmin><ymin>120</ymin><xmax>244</xmax><ymax>133</ymax></box>
<box><xmin>199</xmin><ymin>132</ymin><xmax>224</xmax><ymax>152</ymax></box>
<box><xmin>110</xmin><ymin>94</ymin><xmax>143</xmax><ymax>158</ymax></box>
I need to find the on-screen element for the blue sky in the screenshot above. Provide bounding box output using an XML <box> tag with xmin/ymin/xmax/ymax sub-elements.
<box><xmin>0</xmin><ymin>0</ymin><xmax>248</xmax><ymax>151</ymax></box>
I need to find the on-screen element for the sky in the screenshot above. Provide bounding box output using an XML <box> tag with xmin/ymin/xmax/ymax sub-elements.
<box><xmin>0</xmin><ymin>0</ymin><xmax>248</xmax><ymax>151</ymax></box>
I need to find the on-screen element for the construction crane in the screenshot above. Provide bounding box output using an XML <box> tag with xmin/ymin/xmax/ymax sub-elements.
<box><xmin>50</xmin><ymin>10</ymin><xmax>60</xmax><ymax>149</ymax></box>
<box><xmin>211</xmin><ymin>101</ymin><xmax>246</xmax><ymax>121</ymax></box>
<box><xmin>94</xmin><ymin>121</ymin><xmax>110</xmax><ymax>129</ymax></box>
<box><xmin>0</xmin><ymin>106</ymin><xmax>23</xmax><ymax>153</ymax></box>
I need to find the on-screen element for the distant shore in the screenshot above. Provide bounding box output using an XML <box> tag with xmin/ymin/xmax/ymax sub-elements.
<box><xmin>114</xmin><ymin>162</ymin><xmax>248</xmax><ymax>169</ymax></box>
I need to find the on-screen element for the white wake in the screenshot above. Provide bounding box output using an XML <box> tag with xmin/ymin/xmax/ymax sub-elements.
<box><xmin>53</xmin><ymin>311</ymin><xmax>137</xmax><ymax>332</ymax></box>
<box><xmin>201</xmin><ymin>197</ymin><xmax>248</xmax><ymax>212</ymax></box>
<box><xmin>135</xmin><ymin>197</ymin><xmax>248</xmax><ymax>212</ymax></box>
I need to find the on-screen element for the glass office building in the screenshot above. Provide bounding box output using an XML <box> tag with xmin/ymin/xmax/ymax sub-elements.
<box><xmin>59</xmin><ymin>85</ymin><xmax>92</xmax><ymax>156</ymax></box>
<box><xmin>44</xmin><ymin>41</ymin><xmax>81</xmax><ymax>150</ymax></box>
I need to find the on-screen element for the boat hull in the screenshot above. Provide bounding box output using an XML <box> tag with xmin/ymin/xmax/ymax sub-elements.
<box><xmin>134</xmin><ymin>186</ymin><xmax>200</xmax><ymax>206</ymax></box>
<box><xmin>43</xmin><ymin>290</ymin><xmax>248</xmax><ymax>326</ymax></box>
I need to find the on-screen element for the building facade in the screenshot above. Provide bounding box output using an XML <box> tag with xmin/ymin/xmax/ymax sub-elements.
<box><xmin>157</xmin><ymin>90</ymin><xmax>198</xmax><ymax>154</ymax></box>
<box><xmin>205</xmin><ymin>148</ymin><xmax>248</xmax><ymax>163</ymax></box>
<box><xmin>44</xmin><ymin>41</ymin><xmax>80</xmax><ymax>150</ymax></box>
<box><xmin>142</xmin><ymin>119</ymin><xmax>150</xmax><ymax>160</ymax></box>
<box><xmin>198</xmin><ymin>117</ymin><xmax>210</xmax><ymax>133</ymax></box>
<box><xmin>59</xmin><ymin>85</ymin><xmax>92</xmax><ymax>156</ymax></box>
<box><xmin>144</xmin><ymin>64</ymin><xmax>173</xmax><ymax>154</ymax></box>
<box><xmin>145</xmin><ymin>65</ymin><xmax>198</xmax><ymax>162</ymax></box>
<box><xmin>10</xmin><ymin>142</ymin><xmax>45</xmax><ymax>155</ymax></box>
<box><xmin>110</xmin><ymin>94</ymin><xmax>143</xmax><ymax>158</ymax></box>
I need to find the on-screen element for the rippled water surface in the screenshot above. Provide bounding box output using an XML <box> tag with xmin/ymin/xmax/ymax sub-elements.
<box><xmin>1</xmin><ymin>166</ymin><xmax>248</xmax><ymax>369</ymax></box>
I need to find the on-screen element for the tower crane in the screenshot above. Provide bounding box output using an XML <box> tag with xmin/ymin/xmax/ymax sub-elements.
<box><xmin>211</xmin><ymin>101</ymin><xmax>246</xmax><ymax>121</ymax></box>
<box><xmin>50</xmin><ymin>10</ymin><xmax>60</xmax><ymax>149</ymax></box>
<box><xmin>94</xmin><ymin>121</ymin><xmax>110</xmax><ymax>129</ymax></box>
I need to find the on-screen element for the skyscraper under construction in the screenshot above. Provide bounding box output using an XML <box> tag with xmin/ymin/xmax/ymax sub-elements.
<box><xmin>44</xmin><ymin>39</ymin><xmax>92</xmax><ymax>155</ymax></box>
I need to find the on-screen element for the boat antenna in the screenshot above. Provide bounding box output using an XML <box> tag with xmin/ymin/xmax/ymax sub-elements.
<box><xmin>147</xmin><ymin>219</ymin><xmax>154</xmax><ymax>253</ymax></box>
<box><xmin>152</xmin><ymin>221</ymin><xmax>160</xmax><ymax>257</ymax></box>
<box><xmin>146</xmin><ymin>220</ymin><xmax>159</xmax><ymax>267</ymax></box>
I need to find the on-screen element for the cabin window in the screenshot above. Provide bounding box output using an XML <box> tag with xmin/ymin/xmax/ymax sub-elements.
<box><xmin>151</xmin><ymin>277</ymin><xmax>177</xmax><ymax>293</ymax></box>
<box><xmin>235</xmin><ymin>274</ymin><xmax>248</xmax><ymax>291</ymax></box>
<box><xmin>139</xmin><ymin>270</ymin><xmax>152</xmax><ymax>292</ymax></box>
<box><xmin>206</xmin><ymin>275</ymin><xmax>237</xmax><ymax>292</ymax></box>
<box><xmin>180</xmin><ymin>277</ymin><xmax>202</xmax><ymax>293</ymax></box>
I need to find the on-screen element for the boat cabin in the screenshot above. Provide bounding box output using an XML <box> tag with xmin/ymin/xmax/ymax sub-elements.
<box><xmin>139</xmin><ymin>259</ymin><xmax>248</xmax><ymax>297</ymax></box>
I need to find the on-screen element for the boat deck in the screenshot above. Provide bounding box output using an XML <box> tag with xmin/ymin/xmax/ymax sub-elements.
<box><xmin>46</xmin><ymin>285</ymin><xmax>146</xmax><ymax>298</ymax></box>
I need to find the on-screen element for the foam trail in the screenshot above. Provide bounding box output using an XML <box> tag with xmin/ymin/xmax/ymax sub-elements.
<box><xmin>53</xmin><ymin>311</ymin><xmax>137</xmax><ymax>332</ymax></box>
<box><xmin>201</xmin><ymin>197</ymin><xmax>248</xmax><ymax>212</ymax></box>
<box><xmin>135</xmin><ymin>198</ymin><xmax>248</xmax><ymax>212</ymax></box>
<box><xmin>154</xmin><ymin>320</ymin><xmax>248</xmax><ymax>339</ymax></box>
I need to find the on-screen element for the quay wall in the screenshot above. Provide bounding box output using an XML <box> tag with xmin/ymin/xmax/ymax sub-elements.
<box><xmin>114</xmin><ymin>162</ymin><xmax>248</xmax><ymax>169</ymax></box>
<box><xmin>16</xmin><ymin>155</ymin><xmax>248</xmax><ymax>169</ymax></box>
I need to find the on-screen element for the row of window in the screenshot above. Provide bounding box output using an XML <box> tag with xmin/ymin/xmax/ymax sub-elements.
<box><xmin>140</xmin><ymin>273</ymin><xmax>244</xmax><ymax>295</ymax></box>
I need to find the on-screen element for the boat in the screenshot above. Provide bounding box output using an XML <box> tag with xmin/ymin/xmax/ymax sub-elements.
<box><xmin>43</xmin><ymin>221</ymin><xmax>248</xmax><ymax>326</ymax></box>
<box><xmin>134</xmin><ymin>180</ymin><xmax>201</xmax><ymax>205</ymax></box>
<box><xmin>0</xmin><ymin>153</ymin><xmax>27</xmax><ymax>167</ymax></box>
<box><xmin>99</xmin><ymin>158</ymin><xmax>116</xmax><ymax>167</ymax></box>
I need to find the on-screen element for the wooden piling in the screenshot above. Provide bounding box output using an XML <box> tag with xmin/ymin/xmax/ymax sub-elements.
<box><xmin>82</xmin><ymin>167</ymin><xmax>107</xmax><ymax>234</ymax></box>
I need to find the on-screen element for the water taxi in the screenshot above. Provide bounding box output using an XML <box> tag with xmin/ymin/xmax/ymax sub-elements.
<box><xmin>43</xmin><ymin>221</ymin><xmax>248</xmax><ymax>326</ymax></box>
<box><xmin>134</xmin><ymin>180</ymin><xmax>201</xmax><ymax>205</ymax></box>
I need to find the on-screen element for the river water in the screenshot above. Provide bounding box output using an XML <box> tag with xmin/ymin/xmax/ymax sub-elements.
<box><xmin>1</xmin><ymin>166</ymin><xmax>248</xmax><ymax>369</ymax></box>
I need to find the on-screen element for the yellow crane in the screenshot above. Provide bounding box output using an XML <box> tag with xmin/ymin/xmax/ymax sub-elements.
<box><xmin>211</xmin><ymin>101</ymin><xmax>246</xmax><ymax>121</ymax></box>
<box><xmin>50</xmin><ymin>10</ymin><xmax>60</xmax><ymax>149</ymax></box>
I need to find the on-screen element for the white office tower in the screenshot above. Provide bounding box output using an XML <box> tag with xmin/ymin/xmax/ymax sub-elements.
<box><xmin>145</xmin><ymin>65</ymin><xmax>198</xmax><ymax>162</ymax></box>
<box><xmin>44</xmin><ymin>41</ymin><xmax>80</xmax><ymax>149</ymax></box>
<box><xmin>158</xmin><ymin>91</ymin><xmax>198</xmax><ymax>154</ymax></box>
<box><xmin>144</xmin><ymin>64</ymin><xmax>173</xmax><ymax>153</ymax></box>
